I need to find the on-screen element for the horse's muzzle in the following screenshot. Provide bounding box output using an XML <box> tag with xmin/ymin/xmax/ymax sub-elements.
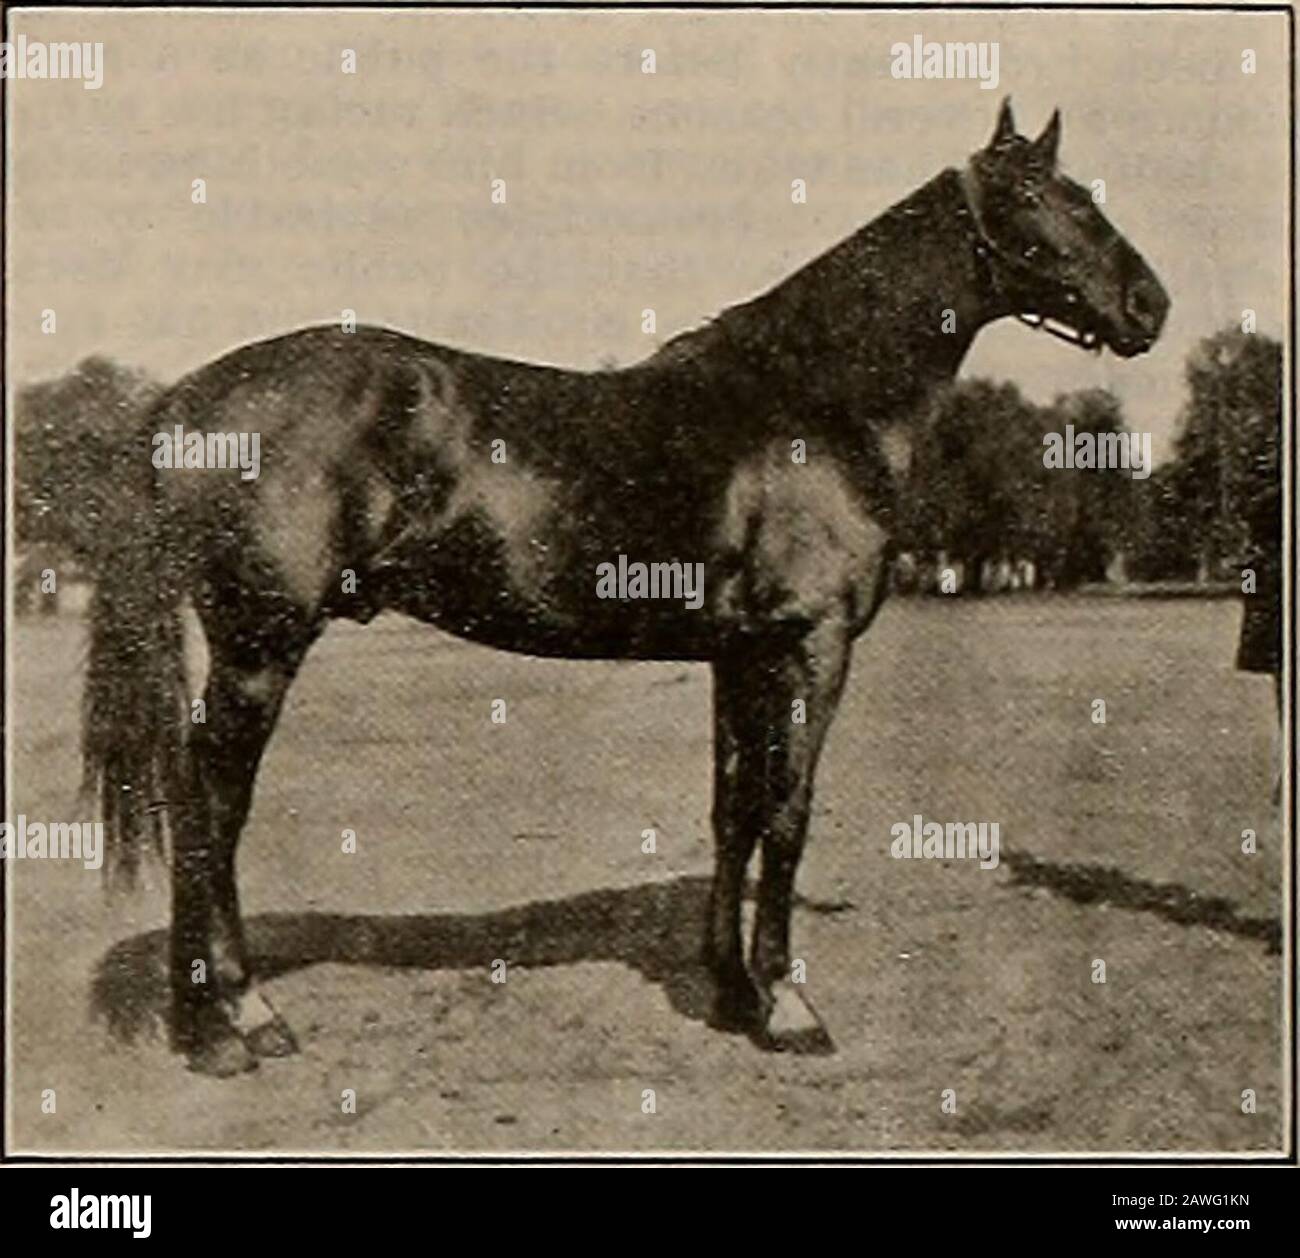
<box><xmin>1117</xmin><ymin>267</ymin><xmax>1170</xmax><ymax>354</ymax></box>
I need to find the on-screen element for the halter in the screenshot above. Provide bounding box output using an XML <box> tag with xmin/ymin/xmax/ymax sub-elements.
<box><xmin>958</xmin><ymin>163</ymin><xmax>1101</xmax><ymax>351</ymax></box>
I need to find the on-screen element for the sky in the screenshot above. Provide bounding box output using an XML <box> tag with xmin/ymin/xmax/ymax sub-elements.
<box><xmin>5</xmin><ymin>7</ymin><xmax>1290</xmax><ymax>464</ymax></box>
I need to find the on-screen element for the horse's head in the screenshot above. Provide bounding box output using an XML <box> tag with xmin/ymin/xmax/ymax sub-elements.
<box><xmin>963</xmin><ymin>99</ymin><xmax>1169</xmax><ymax>357</ymax></box>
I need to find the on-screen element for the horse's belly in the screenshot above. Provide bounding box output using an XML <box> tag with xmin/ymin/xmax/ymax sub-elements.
<box><xmin>369</xmin><ymin>489</ymin><xmax>738</xmax><ymax>661</ymax></box>
<box><xmin>381</xmin><ymin>554</ymin><xmax>728</xmax><ymax>660</ymax></box>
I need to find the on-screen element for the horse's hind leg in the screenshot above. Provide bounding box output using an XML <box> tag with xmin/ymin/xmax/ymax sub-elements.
<box><xmin>176</xmin><ymin>604</ymin><xmax>319</xmax><ymax>1075</ymax></box>
<box><xmin>705</xmin><ymin>652</ymin><xmax>765</xmax><ymax>1030</ymax></box>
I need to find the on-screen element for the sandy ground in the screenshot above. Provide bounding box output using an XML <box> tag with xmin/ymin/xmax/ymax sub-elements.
<box><xmin>5</xmin><ymin>596</ymin><xmax>1286</xmax><ymax>1154</ymax></box>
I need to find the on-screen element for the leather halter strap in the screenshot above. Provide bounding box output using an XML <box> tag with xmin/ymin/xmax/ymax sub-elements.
<box><xmin>959</xmin><ymin>161</ymin><xmax>1042</xmax><ymax>292</ymax></box>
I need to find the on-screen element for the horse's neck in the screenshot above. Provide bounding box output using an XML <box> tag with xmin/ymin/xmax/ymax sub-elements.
<box><xmin>677</xmin><ymin>169</ymin><xmax>1007</xmax><ymax>424</ymax></box>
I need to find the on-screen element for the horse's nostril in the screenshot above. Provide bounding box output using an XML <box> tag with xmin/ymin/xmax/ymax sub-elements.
<box><xmin>1126</xmin><ymin>279</ymin><xmax>1167</xmax><ymax>333</ymax></box>
<box><xmin>1130</xmin><ymin>286</ymin><xmax>1155</xmax><ymax>320</ymax></box>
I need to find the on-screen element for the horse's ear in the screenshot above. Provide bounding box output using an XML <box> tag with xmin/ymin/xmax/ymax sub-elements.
<box><xmin>988</xmin><ymin>97</ymin><xmax>1017</xmax><ymax>150</ymax></box>
<box><xmin>1032</xmin><ymin>109</ymin><xmax>1061</xmax><ymax>167</ymax></box>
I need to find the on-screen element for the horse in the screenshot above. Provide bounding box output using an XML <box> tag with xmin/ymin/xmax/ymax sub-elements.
<box><xmin>82</xmin><ymin>99</ymin><xmax>1169</xmax><ymax>1076</ymax></box>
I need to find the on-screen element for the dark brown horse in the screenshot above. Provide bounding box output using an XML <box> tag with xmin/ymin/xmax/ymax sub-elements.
<box><xmin>83</xmin><ymin>100</ymin><xmax>1168</xmax><ymax>1075</ymax></box>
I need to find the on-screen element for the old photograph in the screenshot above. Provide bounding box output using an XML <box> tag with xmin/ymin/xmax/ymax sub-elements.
<box><xmin>2</xmin><ymin>2</ymin><xmax>1292</xmax><ymax>1165</ymax></box>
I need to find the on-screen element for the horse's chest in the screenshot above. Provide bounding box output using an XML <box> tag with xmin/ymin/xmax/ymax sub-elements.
<box><xmin>724</xmin><ymin>456</ymin><xmax>893</xmax><ymax>630</ymax></box>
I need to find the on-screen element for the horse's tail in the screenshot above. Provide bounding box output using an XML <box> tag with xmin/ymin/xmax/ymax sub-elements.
<box><xmin>81</xmin><ymin>421</ymin><xmax>189</xmax><ymax>886</ymax></box>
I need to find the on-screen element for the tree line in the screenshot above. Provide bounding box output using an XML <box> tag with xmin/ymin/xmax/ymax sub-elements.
<box><xmin>896</xmin><ymin>325</ymin><xmax>1281</xmax><ymax>591</ymax></box>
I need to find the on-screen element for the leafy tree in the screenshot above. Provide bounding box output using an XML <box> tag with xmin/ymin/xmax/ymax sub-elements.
<box><xmin>904</xmin><ymin>379</ymin><xmax>1042</xmax><ymax>590</ymax></box>
<box><xmin>1124</xmin><ymin>462</ymin><xmax>1200</xmax><ymax>582</ymax></box>
<box><xmin>1034</xmin><ymin>388</ymin><xmax>1138</xmax><ymax>589</ymax></box>
<box><xmin>13</xmin><ymin>356</ymin><xmax>162</xmax><ymax>567</ymax></box>
<box><xmin>903</xmin><ymin>380</ymin><xmax>1137</xmax><ymax>591</ymax></box>
<box><xmin>1169</xmin><ymin>327</ymin><xmax>1282</xmax><ymax>577</ymax></box>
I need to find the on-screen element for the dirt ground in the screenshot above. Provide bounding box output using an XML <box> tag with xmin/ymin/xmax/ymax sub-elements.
<box><xmin>5</xmin><ymin>596</ymin><xmax>1286</xmax><ymax>1154</ymax></box>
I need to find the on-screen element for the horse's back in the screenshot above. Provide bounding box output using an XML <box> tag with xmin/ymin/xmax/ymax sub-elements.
<box><xmin>147</xmin><ymin>325</ymin><xmax>732</xmax><ymax>650</ymax></box>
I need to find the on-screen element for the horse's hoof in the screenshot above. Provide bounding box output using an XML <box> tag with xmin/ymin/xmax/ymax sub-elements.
<box><xmin>245</xmin><ymin>1015</ymin><xmax>299</xmax><ymax>1059</ymax></box>
<box><xmin>707</xmin><ymin>968</ymin><xmax>762</xmax><ymax>1033</ymax></box>
<box><xmin>186</xmin><ymin>1031</ymin><xmax>258</xmax><ymax>1077</ymax></box>
<box><xmin>755</xmin><ymin>982</ymin><xmax>835</xmax><ymax>1055</ymax></box>
<box><xmin>227</xmin><ymin>989</ymin><xmax>297</xmax><ymax>1057</ymax></box>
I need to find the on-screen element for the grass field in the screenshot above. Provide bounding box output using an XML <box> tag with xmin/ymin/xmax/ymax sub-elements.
<box><xmin>6</xmin><ymin>595</ymin><xmax>1287</xmax><ymax>1153</ymax></box>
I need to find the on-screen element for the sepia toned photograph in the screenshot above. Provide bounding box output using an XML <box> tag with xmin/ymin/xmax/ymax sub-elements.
<box><xmin>2</xmin><ymin>2</ymin><xmax>1292</xmax><ymax>1171</ymax></box>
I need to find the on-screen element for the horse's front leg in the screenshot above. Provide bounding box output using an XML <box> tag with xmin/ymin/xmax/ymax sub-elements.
<box><xmin>748</xmin><ymin>618</ymin><xmax>851</xmax><ymax>1052</ymax></box>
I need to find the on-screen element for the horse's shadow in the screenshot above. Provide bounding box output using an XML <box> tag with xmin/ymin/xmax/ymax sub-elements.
<box><xmin>91</xmin><ymin>852</ymin><xmax>1281</xmax><ymax>1047</ymax></box>
<box><xmin>92</xmin><ymin>874</ymin><xmax>775</xmax><ymax>1045</ymax></box>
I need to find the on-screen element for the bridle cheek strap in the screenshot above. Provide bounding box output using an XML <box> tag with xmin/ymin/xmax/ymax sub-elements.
<box><xmin>959</xmin><ymin>161</ymin><xmax>1034</xmax><ymax>295</ymax></box>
